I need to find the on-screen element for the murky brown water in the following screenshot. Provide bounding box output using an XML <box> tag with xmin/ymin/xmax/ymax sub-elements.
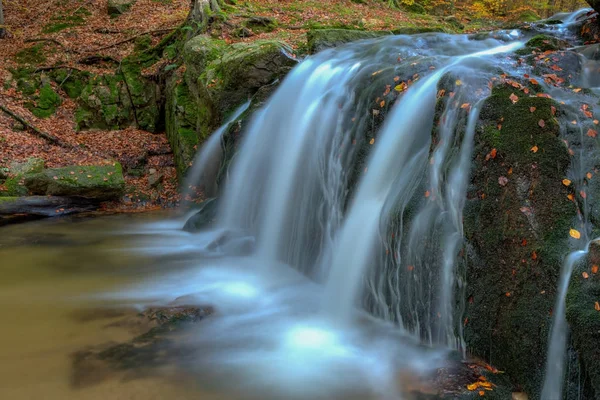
<box><xmin>0</xmin><ymin>213</ymin><xmax>227</xmax><ymax>399</ymax></box>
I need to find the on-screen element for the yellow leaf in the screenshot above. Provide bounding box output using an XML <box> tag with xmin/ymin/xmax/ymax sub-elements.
<box><xmin>467</xmin><ymin>383</ymin><xmax>479</xmax><ymax>391</ymax></box>
<box><xmin>456</xmin><ymin>79</ymin><xmax>463</xmax><ymax>86</ymax></box>
<box><xmin>369</xmin><ymin>138</ymin><xmax>375</xmax><ymax>145</ymax></box>
<box><xmin>531</xmin><ymin>146</ymin><xmax>538</xmax><ymax>153</ymax></box>
<box><xmin>583</xmin><ymin>272</ymin><xmax>590</xmax><ymax>279</ymax></box>
<box><xmin>394</xmin><ymin>82</ymin><xmax>408</xmax><ymax>92</ymax></box>
<box><xmin>567</xmin><ymin>194</ymin><xmax>575</xmax><ymax>201</ymax></box>
<box><xmin>595</xmin><ymin>301</ymin><xmax>600</xmax><ymax>311</ymax></box>
<box><xmin>570</xmin><ymin>229</ymin><xmax>581</xmax><ymax>239</ymax></box>
<box><xmin>587</xmin><ymin>172</ymin><xmax>593</xmax><ymax>179</ymax></box>
<box><xmin>562</xmin><ymin>179</ymin><xmax>572</xmax><ymax>186</ymax></box>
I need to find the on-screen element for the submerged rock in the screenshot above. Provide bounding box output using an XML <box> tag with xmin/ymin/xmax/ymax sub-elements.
<box><xmin>182</xmin><ymin>198</ymin><xmax>218</xmax><ymax>232</ymax></box>
<box><xmin>24</xmin><ymin>164</ymin><xmax>125</xmax><ymax>200</ymax></box>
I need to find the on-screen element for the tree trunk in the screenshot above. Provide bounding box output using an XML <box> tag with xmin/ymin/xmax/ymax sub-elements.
<box><xmin>0</xmin><ymin>0</ymin><xmax>6</xmax><ymax>39</ymax></box>
<box><xmin>186</xmin><ymin>0</ymin><xmax>224</xmax><ymax>37</ymax></box>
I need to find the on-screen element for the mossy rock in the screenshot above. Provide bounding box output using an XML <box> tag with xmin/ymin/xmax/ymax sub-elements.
<box><xmin>50</xmin><ymin>69</ymin><xmax>91</xmax><ymax>99</ymax></box>
<box><xmin>183</xmin><ymin>198</ymin><xmax>218</xmax><ymax>232</ymax></box>
<box><xmin>30</xmin><ymin>83</ymin><xmax>62</xmax><ymax>118</ymax></box>
<box><xmin>0</xmin><ymin>158</ymin><xmax>45</xmax><ymax>196</ymax></box>
<box><xmin>307</xmin><ymin>29</ymin><xmax>391</xmax><ymax>54</ymax></box>
<box><xmin>392</xmin><ymin>26</ymin><xmax>447</xmax><ymax>35</ymax></box>
<box><xmin>517</xmin><ymin>34</ymin><xmax>570</xmax><ymax>56</ymax></box>
<box><xmin>243</xmin><ymin>16</ymin><xmax>277</xmax><ymax>33</ymax></box>
<box><xmin>566</xmin><ymin>244</ymin><xmax>600</xmax><ymax>397</ymax></box>
<box><xmin>587</xmin><ymin>0</ymin><xmax>600</xmax><ymax>13</ymax></box>
<box><xmin>463</xmin><ymin>84</ymin><xmax>576</xmax><ymax>397</ymax></box>
<box><xmin>24</xmin><ymin>164</ymin><xmax>125</xmax><ymax>200</ymax></box>
<box><xmin>166</xmin><ymin>36</ymin><xmax>295</xmax><ymax>176</ymax></box>
<box><xmin>107</xmin><ymin>0</ymin><xmax>137</xmax><ymax>17</ymax></box>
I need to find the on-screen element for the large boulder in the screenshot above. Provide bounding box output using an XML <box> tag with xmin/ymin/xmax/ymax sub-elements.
<box><xmin>0</xmin><ymin>158</ymin><xmax>45</xmax><ymax>196</ymax></box>
<box><xmin>462</xmin><ymin>84</ymin><xmax>576</xmax><ymax>396</ymax></box>
<box><xmin>166</xmin><ymin>36</ymin><xmax>296</xmax><ymax>176</ymax></box>
<box><xmin>24</xmin><ymin>164</ymin><xmax>125</xmax><ymax>200</ymax></box>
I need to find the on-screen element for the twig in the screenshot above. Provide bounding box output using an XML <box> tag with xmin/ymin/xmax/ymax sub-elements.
<box><xmin>34</xmin><ymin>65</ymin><xmax>85</xmax><ymax>73</ymax></box>
<box><xmin>0</xmin><ymin>104</ymin><xmax>70</xmax><ymax>148</ymax></box>
<box><xmin>91</xmin><ymin>27</ymin><xmax>179</xmax><ymax>52</ymax></box>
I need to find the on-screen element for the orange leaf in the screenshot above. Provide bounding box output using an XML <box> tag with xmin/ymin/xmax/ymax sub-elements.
<box><xmin>569</xmin><ymin>229</ymin><xmax>581</xmax><ymax>239</ymax></box>
<box><xmin>538</xmin><ymin>119</ymin><xmax>546</xmax><ymax>128</ymax></box>
<box><xmin>479</xmin><ymin>390</ymin><xmax>485</xmax><ymax>396</ymax></box>
<box><xmin>509</xmin><ymin>93</ymin><xmax>519</xmax><ymax>104</ymax></box>
<box><xmin>563</xmin><ymin>179</ymin><xmax>572</xmax><ymax>186</ymax></box>
<box><xmin>551</xmin><ymin>106</ymin><xmax>557</xmax><ymax>116</ymax></box>
<box><xmin>530</xmin><ymin>107</ymin><xmax>536</xmax><ymax>113</ymax></box>
<box><xmin>595</xmin><ymin>301</ymin><xmax>600</xmax><ymax>311</ymax></box>
<box><xmin>531</xmin><ymin>146</ymin><xmax>539</xmax><ymax>153</ymax></box>
<box><xmin>587</xmin><ymin>172</ymin><xmax>593</xmax><ymax>179</ymax></box>
<box><xmin>505</xmin><ymin>292</ymin><xmax>511</xmax><ymax>297</ymax></box>
<box><xmin>567</xmin><ymin>194</ymin><xmax>575</xmax><ymax>201</ymax></box>
<box><xmin>583</xmin><ymin>272</ymin><xmax>590</xmax><ymax>279</ymax></box>
<box><xmin>592</xmin><ymin>265</ymin><xmax>599</xmax><ymax>274</ymax></box>
<box><xmin>369</xmin><ymin>138</ymin><xmax>375</xmax><ymax>145</ymax></box>
<box><xmin>425</xmin><ymin>190</ymin><xmax>431</xmax><ymax>198</ymax></box>
<box><xmin>461</xmin><ymin>103</ymin><xmax>471</xmax><ymax>110</ymax></box>
<box><xmin>580</xmin><ymin>190</ymin><xmax>587</xmax><ymax>199</ymax></box>
<box><xmin>587</xmin><ymin>129</ymin><xmax>598</xmax><ymax>138</ymax></box>
<box><xmin>490</xmin><ymin>148</ymin><xmax>497</xmax><ymax>159</ymax></box>
<box><xmin>573</xmin><ymin>88</ymin><xmax>582</xmax><ymax>93</ymax></box>
<box><xmin>532</xmin><ymin>251</ymin><xmax>537</xmax><ymax>260</ymax></box>
<box><xmin>380</xmin><ymin>100</ymin><xmax>386</xmax><ymax>107</ymax></box>
<box><xmin>530</xmin><ymin>78</ymin><xmax>539</xmax><ymax>85</ymax></box>
<box><xmin>407</xmin><ymin>265</ymin><xmax>415</xmax><ymax>271</ymax></box>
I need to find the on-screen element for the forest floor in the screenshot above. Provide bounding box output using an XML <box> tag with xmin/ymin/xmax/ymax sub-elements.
<box><xmin>0</xmin><ymin>0</ymin><xmax>510</xmax><ymax>211</ymax></box>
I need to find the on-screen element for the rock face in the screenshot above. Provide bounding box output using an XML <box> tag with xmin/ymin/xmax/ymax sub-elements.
<box><xmin>24</xmin><ymin>164</ymin><xmax>125</xmax><ymax>200</ymax></box>
<box><xmin>566</xmin><ymin>245</ymin><xmax>600</xmax><ymax>396</ymax></box>
<box><xmin>107</xmin><ymin>0</ymin><xmax>137</xmax><ymax>17</ymax></box>
<box><xmin>462</xmin><ymin>84</ymin><xmax>576</xmax><ymax>396</ymax></box>
<box><xmin>587</xmin><ymin>0</ymin><xmax>600</xmax><ymax>13</ymax></box>
<box><xmin>166</xmin><ymin>36</ymin><xmax>296</xmax><ymax>176</ymax></box>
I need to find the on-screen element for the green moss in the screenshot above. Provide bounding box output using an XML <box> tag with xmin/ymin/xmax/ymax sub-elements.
<box><xmin>24</xmin><ymin>164</ymin><xmax>125</xmax><ymax>199</ymax></box>
<box><xmin>516</xmin><ymin>34</ymin><xmax>569</xmax><ymax>55</ymax></box>
<box><xmin>42</xmin><ymin>8</ymin><xmax>89</xmax><ymax>33</ymax></box>
<box><xmin>50</xmin><ymin>69</ymin><xmax>90</xmax><ymax>98</ymax></box>
<box><xmin>15</xmin><ymin>44</ymin><xmax>47</xmax><ymax>65</ymax></box>
<box><xmin>30</xmin><ymin>84</ymin><xmax>62</xmax><ymax>118</ymax></box>
<box><xmin>463</xmin><ymin>84</ymin><xmax>576</xmax><ymax>397</ymax></box>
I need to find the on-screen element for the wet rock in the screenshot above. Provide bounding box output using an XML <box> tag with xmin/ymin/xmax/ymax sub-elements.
<box><xmin>24</xmin><ymin>164</ymin><xmax>125</xmax><ymax>200</ymax></box>
<box><xmin>244</xmin><ymin>16</ymin><xmax>277</xmax><ymax>33</ymax></box>
<box><xmin>307</xmin><ymin>29</ymin><xmax>391</xmax><ymax>54</ymax></box>
<box><xmin>107</xmin><ymin>0</ymin><xmax>137</xmax><ymax>17</ymax></box>
<box><xmin>462</xmin><ymin>83</ymin><xmax>575</xmax><ymax>396</ymax></box>
<box><xmin>587</xmin><ymin>0</ymin><xmax>600</xmax><ymax>13</ymax></box>
<box><xmin>0</xmin><ymin>158</ymin><xmax>45</xmax><ymax>196</ymax></box>
<box><xmin>183</xmin><ymin>198</ymin><xmax>218</xmax><ymax>232</ymax></box>
<box><xmin>566</xmin><ymin>251</ymin><xmax>600</xmax><ymax>397</ymax></box>
<box><xmin>444</xmin><ymin>16</ymin><xmax>464</xmax><ymax>30</ymax></box>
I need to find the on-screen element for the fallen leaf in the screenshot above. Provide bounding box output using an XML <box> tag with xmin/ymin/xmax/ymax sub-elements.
<box><xmin>490</xmin><ymin>148</ymin><xmax>497</xmax><ymax>159</ymax></box>
<box><xmin>425</xmin><ymin>190</ymin><xmax>431</xmax><ymax>198</ymax></box>
<box><xmin>532</xmin><ymin>251</ymin><xmax>537</xmax><ymax>260</ymax></box>
<box><xmin>569</xmin><ymin>229</ymin><xmax>581</xmax><ymax>239</ymax></box>
<box><xmin>369</xmin><ymin>138</ymin><xmax>375</xmax><ymax>145</ymax></box>
<box><xmin>506</xmin><ymin>292</ymin><xmax>511</xmax><ymax>297</ymax></box>
<box><xmin>538</xmin><ymin>119</ymin><xmax>546</xmax><ymax>128</ymax></box>
<box><xmin>573</xmin><ymin>88</ymin><xmax>582</xmax><ymax>93</ymax></box>
<box><xmin>407</xmin><ymin>265</ymin><xmax>415</xmax><ymax>272</ymax></box>
<box><xmin>587</xmin><ymin>129</ymin><xmax>598</xmax><ymax>138</ymax></box>
<box><xmin>380</xmin><ymin>100</ymin><xmax>385</xmax><ymax>107</ymax></box>
<box><xmin>551</xmin><ymin>106</ymin><xmax>557</xmax><ymax>116</ymax></box>
<box><xmin>592</xmin><ymin>265</ymin><xmax>599</xmax><ymax>274</ymax></box>
<box><xmin>479</xmin><ymin>391</ymin><xmax>485</xmax><ymax>396</ymax></box>
<box><xmin>563</xmin><ymin>179</ymin><xmax>572</xmax><ymax>186</ymax></box>
<box><xmin>498</xmin><ymin>176</ymin><xmax>509</xmax><ymax>186</ymax></box>
<box><xmin>583</xmin><ymin>272</ymin><xmax>590</xmax><ymax>279</ymax></box>
<box><xmin>531</xmin><ymin>145</ymin><xmax>539</xmax><ymax>153</ymax></box>
<box><xmin>394</xmin><ymin>82</ymin><xmax>408</xmax><ymax>92</ymax></box>
<box><xmin>456</xmin><ymin>79</ymin><xmax>463</xmax><ymax>86</ymax></box>
<box><xmin>567</xmin><ymin>194</ymin><xmax>575</xmax><ymax>201</ymax></box>
<box><xmin>580</xmin><ymin>190</ymin><xmax>587</xmax><ymax>199</ymax></box>
<box><xmin>529</xmin><ymin>107</ymin><xmax>536</xmax><ymax>113</ymax></box>
<box><xmin>509</xmin><ymin>93</ymin><xmax>519</xmax><ymax>104</ymax></box>
<box><xmin>461</xmin><ymin>103</ymin><xmax>471</xmax><ymax>110</ymax></box>
<box><xmin>595</xmin><ymin>301</ymin><xmax>600</xmax><ymax>311</ymax></box>
<box><xmin>587</xmin><ymin>172</ymin><xmax>593</xmax><ymax>179</ymax></box>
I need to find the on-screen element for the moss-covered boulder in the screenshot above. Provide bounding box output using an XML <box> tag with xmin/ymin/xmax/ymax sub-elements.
<box><xmin>0</xmin><ymin>158</ymin><xmax>45</xmax><ymax>196</ymax></box>
<box><xmin>24</xmin><ymin>164</ymin><xmax>125</xmax><ymax>200</ymax></box>
<box><xmin>307</xmin><ymin>29</ymin><xmax>391</xmax><ymax>54</ymax></box>
<box><xmin>76</xmin><ymin>60</ymin><xmax>159</xmax><ymax>131</ymax></box>
<box><xmin>166</xmin><ymin>36</ymin><xmax>296</xmax><ymax>176</ymax></box>
<box><xmin>29</xmin><ymin>83</ymin><xmax>62</xmax><ymax>118</ymax></box>
<box><xmin>566</xmin><ymin>242</ymin><xmax>600</xmax><ymax>397</ymax></box>
<box><xmin>107</xmin><ymin>0</ymin><xmax>137</xmax><ymax>17</ymax></box>
<box><xmin>462</xmin><ymin>84</ymin><xmax>576</xmax><ymax>396</ymax></box>
<box><xmin>517</xmin><ymin>34</ymin><xmax>570</xmax><ymax>56</ymax></box>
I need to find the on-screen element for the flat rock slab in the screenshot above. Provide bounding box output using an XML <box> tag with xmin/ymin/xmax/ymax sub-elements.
<box><xmin>24</xmin><ymin>164</ymin><xmax>125</xmax><ymax>200</ymax></box>
<box><xmin>0</xmin><ymin>196</ymin><xmax>99</xmax><ymax>226</ymax></box>
<box><xmin>107</xmin><ymin>0</ymin><xmax>137</xmax><ymax>17</ymax></box>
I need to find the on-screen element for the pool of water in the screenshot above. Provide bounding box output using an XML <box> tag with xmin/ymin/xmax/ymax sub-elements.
<box><xmin>0</xmin><ymin>213</ymin><xmax>446</xmax><ymax>400</ymax></box>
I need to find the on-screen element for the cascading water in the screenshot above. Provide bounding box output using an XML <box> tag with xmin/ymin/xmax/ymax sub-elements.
<box><xmin>98</xmin><ymin>9</ymin><xmax>600</xmax><ymax>399</ymax></box>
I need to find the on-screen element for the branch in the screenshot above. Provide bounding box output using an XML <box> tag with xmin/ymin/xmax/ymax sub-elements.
<box><xmin>90</xmin><ymin>27</ymin><xmax>179</xmax><ymax>52</ymax></box>
<box><xmin>34</xmin><ymin>65</ymin><xmax>85</xmax><ymax>73</ymax></box>
<box><xmin>0</xmin><ymin>104</ymin><xmax>71</xmax><ymax>148</ymax></box>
